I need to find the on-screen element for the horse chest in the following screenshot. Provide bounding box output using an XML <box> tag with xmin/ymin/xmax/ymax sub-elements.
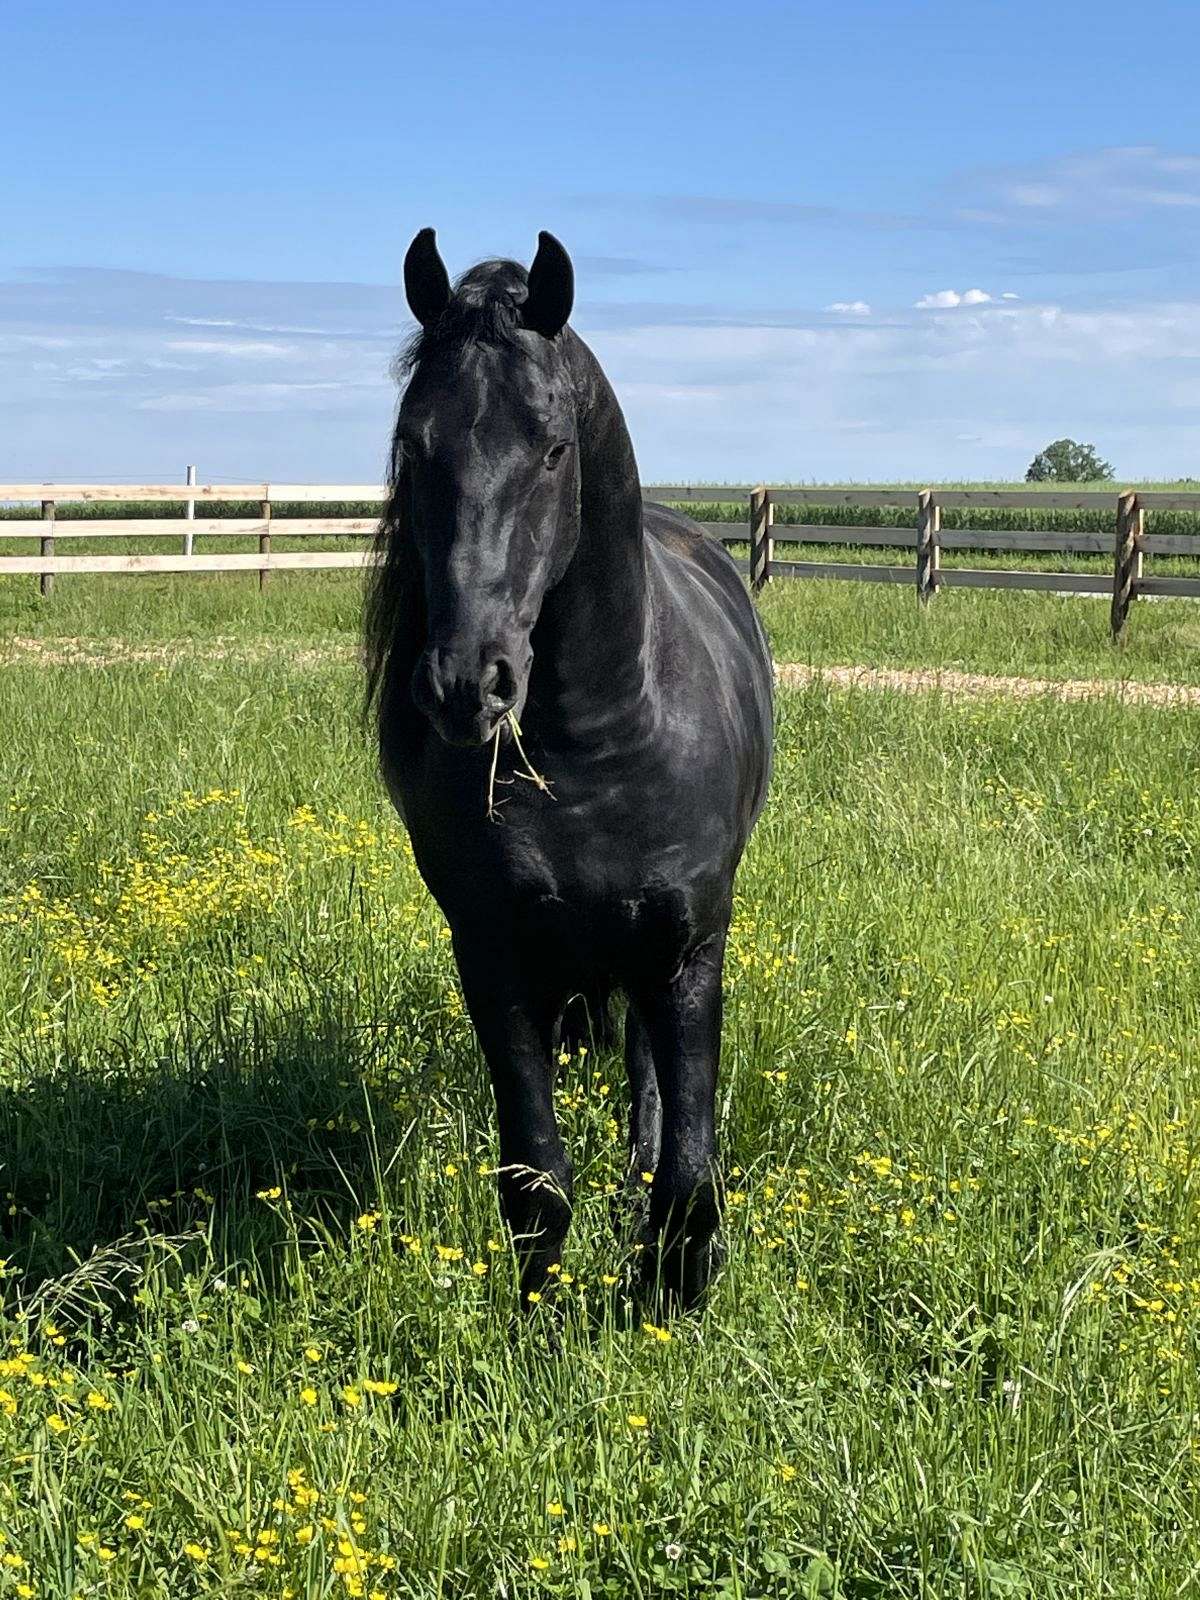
<box><xmin>402</xmin><ymin>773</ymin><xmax>715</xmax><ymax>980</ymax></box>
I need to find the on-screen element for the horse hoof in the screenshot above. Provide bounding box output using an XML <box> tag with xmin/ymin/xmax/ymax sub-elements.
<box><xmin>637</xmin><ymin>1233</ymin><xmax>724</xmax><ymax>1315</ymax></box>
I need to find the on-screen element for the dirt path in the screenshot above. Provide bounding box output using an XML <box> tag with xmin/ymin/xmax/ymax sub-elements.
<box><xmin>774</xmin><ymin>662</ymin><xmax>1200</xmax><ymax>707</ymax></box>
<box><xmin>4</xmin><ymin>634</ymin><xmax>1200</xmax><ymax>707</ymax></box>
<box><xmin>0</xmin><ymin>635</ymin><xmax>355</xmax><ymax>669</ymax></box>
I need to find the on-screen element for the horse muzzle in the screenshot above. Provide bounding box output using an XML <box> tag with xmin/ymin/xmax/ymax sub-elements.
<box><xmin>412</xmin><ymin>644</ymin><xmax>523</xmax><ymax>747</ymax></box>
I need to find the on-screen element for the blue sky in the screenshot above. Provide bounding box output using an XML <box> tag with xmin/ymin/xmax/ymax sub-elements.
<box><xmin>4</xmin><ymin>0</ymin><xmax>1200</xmax><ymax>482</ymax></box>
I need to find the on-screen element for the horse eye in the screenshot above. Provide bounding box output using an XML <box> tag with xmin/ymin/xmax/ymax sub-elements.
<box><xmin>544</xmin><ymin>441</ymin><xmax>571</xmax><ymax>469</ymax></box>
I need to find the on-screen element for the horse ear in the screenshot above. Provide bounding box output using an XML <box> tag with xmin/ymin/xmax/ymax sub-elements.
<box><xmin>523</xmin><ymin>231</ymin><xmax>574</xmax><ymax>338</ymax></box>
<box><xmin>404</xmin><ymin>227</ymin><xmax>451</xmax><ymax>328</ymax></box>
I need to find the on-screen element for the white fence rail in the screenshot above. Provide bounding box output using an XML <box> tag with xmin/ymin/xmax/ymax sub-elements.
<box><xmin>3</xmin><ymin>481</ymin><xmax>1199</xmax><ymax>636</ymax></box>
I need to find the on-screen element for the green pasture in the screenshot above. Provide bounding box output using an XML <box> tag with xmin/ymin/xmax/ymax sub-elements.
<box><xmin>4</xmin><ymin>550</ymin><xmax>1200</xmax><ymax>687</ymax></box>
<box><xmin>0</xmin><ymin>592</ymin><xmax>1197</xmax><ymax>1596</ymax></box>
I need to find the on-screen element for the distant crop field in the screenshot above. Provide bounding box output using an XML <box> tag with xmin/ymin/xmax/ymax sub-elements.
<box><xmin>0</xmin><ymin>587</ymin><xmax>1197</xmax><ymax>1596</ymax></box>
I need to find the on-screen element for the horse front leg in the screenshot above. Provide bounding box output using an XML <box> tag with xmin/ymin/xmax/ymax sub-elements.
<box><xmin>631</xmin><ymin>932</ymin><xmax>726</xmax><ymax>1311</ymax></box>
<box><xmin>610</xmin><ymin>1006</ymin><xmax>663</xmax><ymax>1247</ymax></box>
<box><xmin>453</xmin><ymin>938</ymin><xmax>572</xmax><ymax>1305</ymax></box>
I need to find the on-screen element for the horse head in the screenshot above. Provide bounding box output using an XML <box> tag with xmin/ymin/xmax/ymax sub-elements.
<box><xmin>395</xmin><ymin>228</ymin><xmax>580</xmax><ymax>747</ymax></box>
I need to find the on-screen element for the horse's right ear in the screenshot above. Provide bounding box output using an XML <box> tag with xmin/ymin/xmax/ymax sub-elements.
<box><xmin>404</xmin><ymin>228</ymin><xmax>451</xmax><ymax>328</ymax></box>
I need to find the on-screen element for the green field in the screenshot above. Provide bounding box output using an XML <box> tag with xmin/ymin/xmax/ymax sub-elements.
<box><xmin>4</xmin><ymin>549</ymin><xmax>1200</xmax><ymax>687</ymax></box>
<box><xmin>0</xmin><ymin>573</ymin><xmax>1198</xmax><ymax>1597</ymax></box>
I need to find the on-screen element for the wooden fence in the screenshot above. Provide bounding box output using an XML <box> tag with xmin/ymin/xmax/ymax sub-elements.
<box><xmin>3</xmin><ymin>481</ymin><xmax>1199</xmax><ymax>638</ymax></box>
<box><xmin>653</xmin><ymin>483</ymin><xmax>1200</xmax><ymax>639</ymax></box>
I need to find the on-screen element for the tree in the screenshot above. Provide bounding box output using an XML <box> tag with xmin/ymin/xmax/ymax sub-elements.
<box><xmin>1025</xmin><ymin>439</ymin><xmax>1114</xmax><ymax>483</ymax></box>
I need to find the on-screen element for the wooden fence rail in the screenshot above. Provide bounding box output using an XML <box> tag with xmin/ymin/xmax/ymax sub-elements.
<box><xmin>3</xmin><ymin>482</ymin><xmax>1200</xmax><ymax>638</ymax></box>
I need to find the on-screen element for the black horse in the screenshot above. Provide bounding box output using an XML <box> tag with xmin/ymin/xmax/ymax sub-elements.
<box><xmin>366</xmin><ymin>230</ymin><xmax>773</xmax><ymax>1309</ymax></box>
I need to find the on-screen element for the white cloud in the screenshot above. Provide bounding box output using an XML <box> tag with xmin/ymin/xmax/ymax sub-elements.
<box><xmin>586</xmin><ymin>296</ymin><xmax>1200</xmax><ymax>478</ymax></box>
<box><xmin>136</xmin><ymin>381</ymin><xmax>355</xmax><ymax>414</ymax></box>
<box><xmin>824</xmin><ymin>300</ymin><xmax>871</xmax><ymax>315</ymax></box>
<box><xmin>163</xmin><ymin>338</ymin><xmax>297</xmax><ymax>358</ymax></box>
<box><xmin>1001</xmin><ymin>292</ymin><xmax>1020</xmax><ymax>300</ymax></box>
<box><xmin>1009</xmin><ymin>183</ymin><xmax>1062</xmax><ymax>208</ymax></box>
<box><xmin>0</xmin><ymin>333</ymin><xmax>79</xmax><ymax>351</ymax></box>
<box><xmin>966</xmin><ymin>146</ymin><xmax>1200</xmax><ymax>221</ymax></box>
<box><xmin>915</xmin><ymin>289</ymin><xmax>992</xmax><ymax>309</ymax></box>
<box><xmin>6</xmin><ymin>263</ymin><xmax>1200</xmax><ymax>482</ymax></box>
<box><xmin>165</xmin><ymin>314</ymin><xmax>348</xmax><ymax>336</ymax></box>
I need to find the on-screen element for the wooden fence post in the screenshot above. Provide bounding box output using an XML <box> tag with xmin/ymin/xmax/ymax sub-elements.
<box><xmin>259</xmin><ymin>498</ymin><xmax>272</xmax><ymax>590</ymax></box>
<box><xmin>183</xmin><ymin>464</ymin><xmax>196</xmax><ymax>557</ymax></box>
<box><xmin>749</xmin><ymin>486</ymin><xmax>772</xmax><ymax>591</ymax></box>
<box><xmin>1111</xmin><ymin>489</ymin><xmax>1142</xmax><ymax>640</ymax></box>
<box><xmin>40</xmin><ymin>499</ymin><xmax>55</xmax><ymax>597</ymax></box>
<box><xmin>916</xmin><ymin>489</ymin><xmax>941</xmax><ymax>604</ymax></box>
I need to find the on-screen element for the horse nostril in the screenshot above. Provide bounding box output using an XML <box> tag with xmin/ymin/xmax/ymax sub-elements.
<box><xmin>484</xmin><ymin>656</ymin><xmax>517</xmax><ymax>711</ymax></box>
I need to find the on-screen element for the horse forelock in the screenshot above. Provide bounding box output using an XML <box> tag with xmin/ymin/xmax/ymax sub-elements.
<box><xmin>398</xmin><ymin>259</ymin><xmax>530</xmax><ymax>375</ymax></box>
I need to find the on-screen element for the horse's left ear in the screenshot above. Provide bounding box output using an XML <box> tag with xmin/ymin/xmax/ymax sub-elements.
<box><xmin>523</xmin><ymin>231</ymin><xmax>574</xmax><ymax>338</ymax></box>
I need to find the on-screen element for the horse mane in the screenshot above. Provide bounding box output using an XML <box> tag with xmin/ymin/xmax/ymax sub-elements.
<box><xmin>364</xmin><ymin>259</ymin><xmax>531</xmax><ymax>720</ymax></box>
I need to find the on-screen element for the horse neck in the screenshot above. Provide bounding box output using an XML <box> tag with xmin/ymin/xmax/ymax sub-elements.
<box><xmin>531</xmin><ymin>337</ymin><xmax>652</xmax><ymax>732</ymax></box>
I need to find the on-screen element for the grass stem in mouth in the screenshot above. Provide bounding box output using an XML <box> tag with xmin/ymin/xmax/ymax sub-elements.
<box><xmin>486</xmin><ymin>712</ymin><xmax>554</xmax><ymax>820</ymax></box>
<box><xmin>486</xmin><ymin>718</ymin><xmax>504</xmax><ymax>821</ymax></box>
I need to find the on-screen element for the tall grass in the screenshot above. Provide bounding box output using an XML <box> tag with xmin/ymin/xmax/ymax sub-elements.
<box><xmin>0</xmin><ymin>639</ymin><xmax>1197</xmax><ymax>1596</ymax></box>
